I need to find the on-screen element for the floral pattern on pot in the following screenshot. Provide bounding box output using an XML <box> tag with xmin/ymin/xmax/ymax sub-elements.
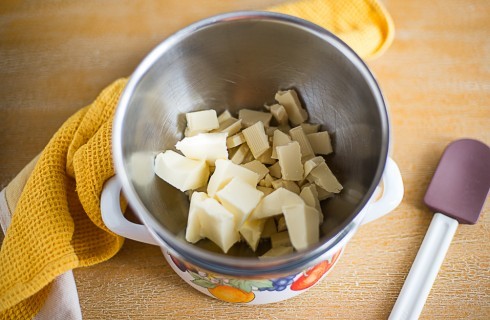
<box><xmin>164</xmin><ymin>248</ymin><xmax>342</xmax><ymax>304</ymax></box>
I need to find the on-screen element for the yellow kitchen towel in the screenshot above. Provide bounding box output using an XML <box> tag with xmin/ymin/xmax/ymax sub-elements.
<box><xmin>0</xmin><ymin>0</ymin><xmax>394</xmax><ymax>318</ymax></box>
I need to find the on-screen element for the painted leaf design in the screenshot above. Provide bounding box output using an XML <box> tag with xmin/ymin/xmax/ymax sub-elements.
<box><xmin>248</xmin><ymin>279</ymin><xmax>274</xmax><ymax>289</ymax></box>
<box><xmin>192</xmin><ymin>278</ymin><xmax>217</xmax><ymax>289</ymax></box>
<box><xmin>228</xmin><ymin>279</ymin><xmax>253</xmax><ymax>293</ymax></box>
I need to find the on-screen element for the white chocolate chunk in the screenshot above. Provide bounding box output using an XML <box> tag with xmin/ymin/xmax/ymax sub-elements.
<box><xmin>226</xmin><ymin>132</ymin><xmax>246</xmax><ymax>148</ymax></box>
<box><xmin>265</xmin><ymin>126</ymin><xmax>277</xmax><ymax>137</ymax></box>
<box><xmin>268</xmin><ymin>162</ymin><xmax>282</xmax><ymax>179</ymax></box>
<box><xmin>303</xmin><ymin>156</ymin><xmax>326</xmax><ymax>178</ymax></box>
<box><xmin>238</xmin><ymin>109</ymin><xmax>273</xmax><ymax>128</ymax></box>
<box><xmin>216</xmin><ymin>177</ymin><xmax>264</xmax><ymax>226</ymax></box>
<box><xmin>243</xmin><ymin>151</ymin><xmax>255</xmax><ymax>164</ymax></box>
<box><xmin>257</xmin><ymin>186</ymin><xmax>274</xmax><ymax>196</ymax></box>
<box><xmin>300</xmin><ymin>123</ymin><xmax>321</xmax><ymax>134</ymax></box>
<box><xmin>270</xmin><ymin>104</ymin><xmax>289</xmax><ymax>125</ymax></box>
<box><xmin>271</xmin><ymin>130</ymin><xmax>292</xmax><ymax>159</ymax></box>
<box><xmin>307</xmin><ymin>131</ymin><xmax>333</xmax><ymax>155</ymax></box>
<box><xmin>283</xmin><ymin>203</ymin><xmax>320</xmax><ymax>251</ymax></box>
<box><xmin>300</xmin><ymin>184</ymin><xmax>323</xmax><ymax>223</ymax></box>
<box><xmin>242</xmin><ymin>121</ymin><xmax>270</xmax><ymax>159</ymax></box>
<box><xmin>175</xmin><ymin>133</ymin><xmax>228</xmax><ymax>165</ymax></box>
<box><xmin>256</xmin><ymin>147</ymin><xmax>275</xmax><ymax>165</ymax></box>
<box><xmin>289</xmin><ymin>126</ymin><xmax>314</xmax><ymax>159</ymax></box>
<box><xmin>185</xmin><ymin>192</ymin><xmax>208</xmax><ymax>243</ymax></box>
<box><xmin>316</xmin><ymin>185</ymin><xmax>334</xmax><ymax>200</ymax></box>
<box><xmin>277</xmin><ymin>216</ymin><xmax>287</xmax><ymax>232</ymax></box>
<box><xmin>231</xmin><ymin>143</ymin><xmax>250</xmax><ymax>165</ymax></box>
<box><xmin>276</xmin><ymin>141</ymin><xmax>304</xmax><ymax>181</ymax></box>
<box><xmin>271</xmin><ymin>231</ymin><xmax>292</xmax><ymax>248</ymax></box>
<box><xmin>261</xmin><ymin>218</ymin><xmax>277</xmax><ymax>238</ymax></box>
<box><xmin>214</xmin><ymin>118</ymin><xmax>242</xmax><ymax>136</ymax></box>
<box><xmin>242</xmin><ymin>160</ymin><xmax>269</xmax><ymax>180</ymax></box>
<box><xmin>207</xmin><ymin>159</ymin><xmax>260</xmax><ymax>197</ymax></box>
<box><xmin>217</xmin><ymin>110</ymin><xmax>232</xmax><ymax>124</ymax></box>
<box><xmin>271</xmin><ymin>179</ymin><xmax>300</xmax><ymax>194</ymax></box>
<box><xmin>259</xmin><ymin>246</ymin><xmax>293</xmax><ymax>259</ymax></box>
<box><xmin>251</xmin><ymin>187</ymin><xmax>304</xmax><ymax>220</ymax></box>
<box><xmin>275</xmin><ymin>89</ymin><xmax>308</xmax><ymax>126</ymax></box>
<box><xmin>239</xmin><ymin>219</ymin><xmax>265</xmax><ymax>251</ymax></box>
<box><xmin>199</xmin><ymin>197</ymin><xmax>240</xmax><ymax>253</ymax></box>
<box><xmin>186</xmin><ymin>109</ymin><xmax>219</xmax><ymax>132</ymax></box>
<box><xmin>184</xmin><ymin>127</ymin><xmax>206</xmax><ymax>137</ymax></box>
<box><xmin>154</xmin><ymin>151</ymin><xmax>209</xmax><ymax>192</ymax></box>
<box><xmin>307</xmin><ymin>162</ymin><xmax>343</xmax><ymax>193</ymax></box>
<box><xmin>258</xmin><ymin>173</ymin><xmax>275</xmax><ymax>188</ymax></box>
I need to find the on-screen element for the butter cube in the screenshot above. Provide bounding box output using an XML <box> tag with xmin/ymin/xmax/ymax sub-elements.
<box><xmin>239</xmin><ymin>219</ymin><xmax>265</xmax><ymax>251</ymax></box>
<box><xmin>300</xmin><ymin>184</ymin><xmax>323</xmax><ymax>223</ymax></box>
<box><xmin>175</xmin><ymin>133</ymin><xmax>228</xmax><ymax>165</ymax></box>
<box><xmin>307</xmin><ymin>162</ymin><xmax>343</xmax><ymax>193</ymax></box>
<box><xmin>185</xmin><ymin>192</ymin><xmax>208</xmax><ymax>243</ymax></box>
<box><xmin>259</xmin><ymin>246</ymin><xmax>294</xmax><ymax>259</ymax></box>
<box><xmin>239</xmin><ymin>109</ymin><xmax>273</xmax><ymax>128</ymax></box>
<box><xmin>270</xmin><ymin>104</ymin><xmax>289</xmax><ymax>125</ymax></box>
<box><xmin>289</xmin><ymin>126</ymin><xmax>314</xmax><ymax>160</ymax></box>
<box><xmin>251</xmin><ymin>187</ymin><xmax>304</xmax><ymax>220</ymax></box>
<box><xmin>216</xmin><ymin>177</ymin><xmax>264</xmax><ymax>226</ymax></box>
<box><xmin>186</xmin><ymin>109</ymin><xmax>219</xmax><ymax>132</ymax></box>
<box><xmin>226</xmin><ymin>132</ymin><xmax>246</xmax><ymax>148</ymax></box>
<box><xmin>300</xmin><ymin>123</ymin><xmax>320</xmax><ymax>134</ymax></box>
<box><xmin>271</xmin><ymin>130</ymin><xmax>292</xmax><ymax>159</ymax></box>
<box><xmin>207</xmin><ymin>159</ymin><xmax>260</xmax><ymax>197</ymax></box>
<box><xmin>260</xmin><ymin>218</ymin><xmax>277</xmax><ymax>238</ymax></box>
<box><xmin>275</xmin><ymin>89</ymin><xmax>308</xmax><ymax>126</ymax></box>
<box><xmin>242</xmin><ymin>121</ymin><xmax>270</xmax><ymax>159</ymax></box>
<box><xmin>257</xmin><ymin>186</ymin><xmax>274</xmax><ymax>196</ymax></box>
<box><xmin>271</xmin><ymin>231</ymin><xmax>292</xmax><ymax>248</ymax></box>
<box><xmin>154</xmin><ymin>150</ymin><xmax>209</xmax><ymax>192</ymax></box>
<box><xmin>242</xmin><ymin>160</ymin><xmax>269</xmax><ymax>180</ymax></box>
<box><xmin>283</xmin><ymin>203</ymin><xmax>320</xmax><ymax>251</ymax></box>
<box><xmin>303</xmin><ymin>156</ymin><xmax>325</xmax><ymax>178</ymax></box>
<box><xmin>277</xmin><ymin>141</ymin><xmax>304</xmax><ymax>181</ymax></box>
<box><xmin>307</xmin><ymin>131</ymin><xmax>333</xmax><ymax>155</ymax></box>
<box><xmin>199</xmin><ymin>197</ymin><xmax>240</xmax><ymax>253</ymax></box>
<box><xmin>268</xmin><ymin>161</ymin><xmax>282</xmax><ymax>179</ymax></box>
<box><xmin>231</xmin><ymin>143</ymin><xmax>250</xmax><ymax>165</ymax></box>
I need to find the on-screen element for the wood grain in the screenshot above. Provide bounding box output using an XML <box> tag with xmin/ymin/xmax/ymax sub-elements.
<box><xmin>1</xmin><ymin>0</ymin><xmax>489</xmax><ymax>319</ymax></box>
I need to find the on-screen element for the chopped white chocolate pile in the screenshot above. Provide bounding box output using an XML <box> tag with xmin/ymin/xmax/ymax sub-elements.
<box><xmin>153</xmin><ymin>89</ymin><xmax>342</xmax><ymax>256</ymax></box>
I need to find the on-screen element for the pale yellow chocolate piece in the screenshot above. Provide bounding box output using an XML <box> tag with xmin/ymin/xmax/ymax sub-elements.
<box><xmin>303</xmin><ymin>156</ymin><xmax>325</xmax><ymax>178</ymax></box>
<box><xmin>259</xmin><ymin>246</ymin><xmax>293</xmax><ymax>259</ymax></box>
<box><xmin>217</xmin><ymin>110</ymin><xmax>233</xmax><ymax>124</ymax></box>
<box><xmin>154</xmin><ymin>150</ymin><xmax>209</xmax><ymax>192</ymax></box>
<box><xmin>260</xmin><ymin>218</ymin><xmax>277</xmax><ymax>238</ymax></box>
<box><xmin>277</xmin><ymin>216</ymin><xmax>287</xmax><ymax>232</ymax></box>
<box><xmin>274</xmin><ymin>89</ymin><xmax>308</xmax><ymax>126</ymax></box>
<box><xmin>271</xmin><ymin>231</ymin><xmax>292</xmax><ymax>248</ymax></box>
<box><xmin>213</xmin><ymin>117</ymin><xmax>242</xmax><ymax>136</ymax></box>
<box><xmin>300</xmin><ymin>123</ymin><xmax>321</xmax><ymax>134</ymax></box>
<box><xmin>316</xmin><ymin>185</ymin><xmax>334</xmax><ymax>200</ymax></box>
<box><xmin>258</xmin><ymin>173</ymin><xmax>275</xmax><ymax>188</ymax></box>
<box><xmin>226</xmin><ymin>132</ymin><xmax>246</xmax><ymax>149</ymax></box>
<box><xmin>243</xmin><ymin>150</ymin><xmax>255</xmax><ymax>164</ymax></box>
<box><xmin>185</xmin><ymin>192</ymin><xmax>208</xmax><ymax>243</ymax></box>
<box><xmin>307</xmin><ymin>131</ymin><xmax>333</xmax><ymax>155</ymax></box>
<box><xmin>271</xmin><ymin>179</ymin><xmax>300</xmax><ymax>194</ymax></box>
<box><xmin>266</xmin><ymin>126</ymin><xmax>277</xmax><ymax>137</ymax></box>
<box><xmin>238</xmin><ymin>109</ymin><xmax>273</xmax><ymax>128</ymax></box>
<box><xmin>186</xmin><ymin>109</ymin><xmax>219</xmax><ymax>132</ymax></box>
<box><xmin>271</xmin><ymin>130</ymin><xmax>292</xmax><ymax>159</ymax></box>
<box><xmin>242</xmin><ymin>121</ymin><xmax>270</xmax><ymax>159</ymax></box>
<box><xmin>307</xmin><ymin>162</ymin><xmax>343</xmax><ymax>193</ymax></box>
<box><xmin>207</xmin><ymin>159</ymin><xmax>260</xmax><ymax>197</ymax></box>
<box><xmin>175</xmin><ymin>133</ymin><xmax>228</xmax><ymax>166</ymax></box>
<box><xmin>268</xmin><ymin>161</ymin><xmax>282</xmax><ymax>179</ymax></box>
<box><xmin>256</xmin><ymin>147</ymin><xmax>275</xmax><ymax>165</ymax></box>
<box><xmin>300</xmin><ymin>183</ymin><xmax>323</xmax><ymax>223</ymax></box>
<box><xmin>216</xmin><ymin>177</ymin><xmax>264</xmax><ymax>226</ymax></box>
<box><xmin>289</xmin><ymin>126</ymin><xmax>314</xmax><ymax>160</ymax></box>
<box><xmin>184</xmin><ymin>127</ymin><xmax>206</xmax><ymax>137</ymax></box>
<box><xmin>276</xmin><ymin>141</ymin><xmax>304</xmax><ymax>181</ymax></box>
<box><xmin>230</xmin><ymin>143</ymin><xmax>250</xmax><ymax>165</ymax></box>
<box><xmin>270</xmin><ymin>104</ymin><xmax>289</xmax><ymax>125</ymax></box>
<box><xmin>283</xmin><ymin>203</ymin><xmax>320</xmax><ymax>251</ymax></box>
<box><xmin>239</xmin><ymin>218</ymin><xmax>265</xmax><ymax>251</ymax></box>
<box><xmin>251</xmin><ymin>187</ymin><xmax>304</xmax><ymax>220</ymax></box>
<box><xmin>277</xmin><ymin>124</ymin><xmax>291</xmax><ymax>134</ymax></box>
<box><xmin>198</xmin><ymin>197</ymin><xmax>240</xmax><ymax>253</ymax></box>
<box><xmin>242</xmin><ymin>160</ymin><xmax>269</xmax><ymax>180</ymax></box>
<box><xmin>257</xmin><ymin>186</ymin><xmax>274</xmax><ymax>196</ymax></box>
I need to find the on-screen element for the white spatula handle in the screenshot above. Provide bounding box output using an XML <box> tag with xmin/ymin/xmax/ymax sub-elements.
<box><xmin>389</xmin><ymin>213</ymin><xmax>458</xmax><ymax>320</ymax></box>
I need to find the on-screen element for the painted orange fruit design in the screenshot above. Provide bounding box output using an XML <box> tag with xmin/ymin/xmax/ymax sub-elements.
<box><xmin>208</xmin><ymin>285</ymin><xmax>255</xmax><ymax>303</ymax></box>
<box><xmin>291</xmin><ymin>249</ymin><xmax>342</xmax><ymax>291</ymax></box>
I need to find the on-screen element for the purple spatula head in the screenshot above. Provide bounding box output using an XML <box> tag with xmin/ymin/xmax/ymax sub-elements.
<box><xmin>424</xmin><ymin>139</ymin><xmax>490</xmax><ymax>224</ymax></box>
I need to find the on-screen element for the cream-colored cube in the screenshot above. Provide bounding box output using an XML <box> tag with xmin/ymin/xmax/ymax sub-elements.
<box><xmin>175</xmin><ymin>133</ymin><xmax>228</xmax><ymax>165</ymax></box>
<box><xmin>259</xmin><ymin>246</ymin><xmax>293</xmax><ymax>259</ymax></box>
<box><xmin>276</xmin><ymin>141</ymin><xmax>304</xmax><ymax>181</ymax></box>
<box><xmin>307</xmin><ymin>162</ymin><xmax>343</xmax><ymax>193</ymax></box>
<box><xmin>199</xmin><ymin>197</ymin><xmax>240</xmax><ymax>253</ymax></box>
<box><xmin>242</xmin><ymin>121</ymin><xmax>270</xmax><ymax>159</ymax></box>
<box><xmin>307</xmin><ymin>131</ymin><xmax>333</xmax><ymax>155</ymax></box>
<box><xmin>216</xmin><ymin>177</ymin><xmax>264</xmax><ymax>226</ymax></box>
<box><xmin>251</xmin><ymin>187</ymin><xmax>304</xmax><ymax>220</ymax></box>
<box><xmin>185</xmin><ymin>192</ymin><xmax>208</xmax><ymax>243</ymax></box>
<box><xmin>186</xmin><ymin>109</ymin><xmax>219</xmax><ymax>132</ymax></box>
<box><xmin>300</xmin><ymin>184</ymin><xmax>323</xmax><ymax>223</ymax></box>
<box><xmin>154</xmin><ymin>150</ymin><xmax>209</xmax><ymax>192</ymax></box>
<box><xmin>271</xmin><ymin>130</ymin><xmax>292</xmax><ymax>159</ymax></box>
<box><xmin>239</xmin><ymin>109</ymin><xmax>273</xmax><ymax>128</ymax></box>
<box><xmin>207</xmin><ymin>159</ymin><xmax>260</xmax><ymax>197</ymax></box>
<box><xmin>289</xmin><ymin>126</ymin><xmax>314</xmax><ymax>159</ymax></box>
<box><xmin>239</xmin><ymin>218</ymin><xmax>265</xmax><ymax>251</ymax></box>
<box><xmin>283</xmin><ymin>203</ymin><xmax>320</xmax><ymax>251</ymax></box>
<box><xmin>270</xmin><ymin>104</ymin><xmax>289</xmax><ymax>125</ymax></box>
<box><xmin>275</xmin><ymin>89</ymin><xmax>308</xmax><ymax>126</ymax></box>
<box><xmin>242</xmin><ymin>160</ymin><xmax>269</xmax><ymax>180</ymax></box>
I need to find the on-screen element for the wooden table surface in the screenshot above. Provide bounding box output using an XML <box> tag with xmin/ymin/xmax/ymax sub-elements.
<box><xmin>1</xmin><ymin>0</ymin><xmax>489</xmax><ymax>319</ymax></box>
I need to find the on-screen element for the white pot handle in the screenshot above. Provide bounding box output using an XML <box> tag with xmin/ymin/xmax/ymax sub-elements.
<box><xmin>101</xmin><ymin>176</ymin><xmax>160</xmax><ymax>246</ymax></box>
<box><xmin>361</xmin><ymin>157</ymin><xmax>404</xmax><ymax>225</ymax></box>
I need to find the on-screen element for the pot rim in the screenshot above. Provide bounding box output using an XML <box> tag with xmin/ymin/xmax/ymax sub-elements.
<box><xmin>113</xmin><ymin>11</ymin><xmax>390</xmax><ymax>277</ymax></box>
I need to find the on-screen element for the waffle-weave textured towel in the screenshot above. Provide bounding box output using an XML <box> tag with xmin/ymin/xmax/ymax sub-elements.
<box><xmin>0</xmin><ymin>0</ymin><xmax>394</xmax><ymax>318</ymax></box>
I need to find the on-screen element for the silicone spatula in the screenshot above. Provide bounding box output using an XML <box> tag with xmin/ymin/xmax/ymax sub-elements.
<box><xmin>389</xmin><ymin>139</ymin><xmax>490</xmax><ymax>320</ymax></box>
